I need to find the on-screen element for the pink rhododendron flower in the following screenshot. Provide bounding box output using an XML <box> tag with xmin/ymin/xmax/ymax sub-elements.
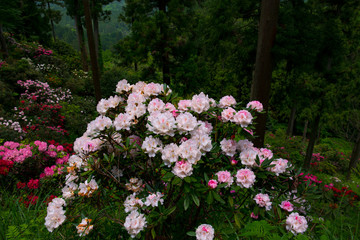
<box><xmin>232</xmin><ymin>110</ymin><xmax>253</xmax><ymax>127</ymax></box>
<box><xmin>216</xmin><ymin>171</ymin><xmax>233</xmax><ymax>187</ymax></box>
<box><xmin>208</xmin><ymin>179</ymin><xmax>218</xmax><ymax>189</ymax></box>
<box><xmin>218</xmin><ymin>95</ymin><xmax>236</xmax><ymax>108</ymax></box>
<box><xmin>279</xmin><ymin>201</ymin><xmax>294</xmax><ymax>212</ymax></box>
<box><xmin>27</xmin><ymin>179</ymin><xmax>39</xmax><ymax>189</ymax></box>
<box><xmin>254</xmin><ymin>193</ymin><xmax>272</xmax><ymax>210</ymax></box>
<box><xmin>250</xmin><ymin>212</ymin><xmax>258</xmax><ymax>219</ymax></box>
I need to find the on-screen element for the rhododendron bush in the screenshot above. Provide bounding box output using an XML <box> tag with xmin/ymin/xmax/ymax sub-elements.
<box><xmin>46</xmin><ymin>80</ymin><xmax>310</xmax><ymax>239</ymax></box>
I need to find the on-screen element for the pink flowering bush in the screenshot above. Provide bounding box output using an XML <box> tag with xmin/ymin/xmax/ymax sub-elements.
<box><xmin>0</xmin><ymin>140</ymin><xmax>71</xmax><ymax>188</ymax></box>
<box><xmin>45</xmin><ymin>80</ymin><xmax>309</xmax><ymax>239</ymax></box>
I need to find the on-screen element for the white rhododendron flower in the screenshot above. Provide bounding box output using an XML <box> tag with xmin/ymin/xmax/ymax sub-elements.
<box><xmin>286</xmin><ymin>212</ymin><xmax>308</xmax><ymax>235</ymax></box>
<box><xmin>236</xmin><ymin>168</ymin><xmax>256</xmax><ymax>188</ymax></box>
<box><xmin>218</xmin><ymin>95</ymin><xmax>236</xmax><ymax>108</ymax></box>
<box><xmin>142</xmin><ymin>136</ymin><xmax>163</xmax><ymax>157</ymax></box>
<box><xmin>45</xmin><ymin>197</ymin><xmax>66</xmax><ymax>232</ymax></box>
<box><xmin>254</xmin><ymin>193</ymin><xmax>272</xmax><ymax>211</ymax></box>
<box><xmin>76</xmin><ymin>218</ymin><xmax>93</xmax><ymax>236</ymax></box>
<box><xmin>114</xmin><ymin>113</ymin><xmax>133</xmax><ymax>131</ymax></box>
<box><xmin>191</xmin><ymin>92</ymin><xmax>210</xmax><ymax>113</ymax></box>
<box><xmin>125</xmin><ymin>102</ymin><xmax>147</xmax><ymax>118</ymax></box>
<box><xmin>124</xmin><ymin>211</ymin><xmax>147</xmax><ymax>238</ymax></box>
<box><xmin>78</xmin><ymin>179</ymin><xmax>99</xmax><ymax>197</ymax></box>
<box><xmin>124</xmin><ymin>193</ymin><xmax>144</xmax><ymax>213</ymax></box>
<box><xmin>239</xmin><ymin>148</ymin><xmax>258</xmax><ymax>167</ymax></box>
<box><xmin>237</xmin><ymin>139</ymin><xmax>254</xmax><ymax>152</ymax></box>
<box><xmin>172</xmin><ymin>160</ymin><xmax>193</xmax><ymax>179</ymax></box>
<box><xmin>179</xmin><ymin>139</ymin><xmax>202</xmax><ymax>164</ymax></box>
<box><xmin>161</xmin><ymin>143</ymin><xmax>179</xmax><ymax>167</ymax></box>
<box><xmin>144</xmin><ymin>192</ymin><xmax>164</xmax><ymax>207</ymax></box>
<box><xmin>221</xmin><ymin>107</ymin><xmax>236</xmax><ymax>122</ymax></box>
<box><xmin>220</xmin><ymin>138</ymin><xmax>237</xmax><ymax>157</ymax></box>
<box><xmin>147</xmin><ymin>98</ymin><xmax>165</xmax><ymax>113</ymax></box>
<box><xmin>116</xmin><ymin>79</ymin><xmax>131</xmax><ymax>93</ymax></box>
<box><xmin>176</xmin><ymin>112</ymin><xmax>198</xmax><ymax>133</ymax></box>
<box><xmin>196</xmin><ymin>224</ymin><xmax>215</xmax><ymax>240</ymax></box>
<box><xmin>143</xmin><ymin>82</ymin><xmax>163</xmax><ymax>97</ymax></box>
<box><xmin>131</xmin><ymin>81</ymin><xmax>146</xmax><ymax>93</ymax></box>
<box><xmin>268</xmin><ymin>158</ymin><xmax>289</xmax><ymax>175</ymax></box>
<box><xmin>178</xmin><ymin>99</ymin><xmax>192</xmax><ymax>111</ymax></box>
<box><xmin>147</xmin><ymin>111</ymin><xmax>176</xmax><ymax>136</ymax></box>
<box><xmin>73</xmin><ymin>136</ymin><xmax>103</xmax><ymax>155</ymax></box>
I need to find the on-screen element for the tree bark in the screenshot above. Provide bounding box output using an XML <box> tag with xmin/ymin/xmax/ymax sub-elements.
<box><xmin>302</xmin><ymin>120</ymin><xmax>308</xmax><ymax>143</ymax></box>
<box><xmin>347</xmin><ymin>132</ymin><xmax>360</xmax><ymax>180</ymax></box>
<box><xmin>158</xmin><ymin>0</ymin><xmax>170</xmax><ymax>85</ymax></box>
<box><xmin>83</xmin><ymin>0</ymin><xmax>102</xmax><ymax>103</ymax></box>
<box><xmin>0</xmin><ymin>24</ymin><xmax>9</xmax><ymax>58</ymax></box>
<box><xmin>47</xmin><ymin>1</ymin><xmax>57</xmax><ymax>42</ymax></box>
<box><xmin>250</xmin><ymin>0</ymin><xmax>280</xmax><ymax>147</ymax></box>
<box><xmin>74</xmin><ymin>0</ymin><xmax>89</xmax><ymax>72</ymax></box>
<box><xmin>286</xmin><ymin>106</ymin><xmax>296</xmax><ymax>137</ymax></box>
<box><xmin>304</xmin><ymin>115</ymin><xmax>321</xmax><ymax>169</ymax></box>
<box><xmin>92</xmin><ymin>11</ymin><xmax>103</xmax><ymax>72</ymax></box>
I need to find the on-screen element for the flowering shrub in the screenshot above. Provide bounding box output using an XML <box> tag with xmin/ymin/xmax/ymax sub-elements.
<box><xmin>0</xmin><ymin>141</ymin><xmax>71</xmax><ymax>184</ymax></box>
<box><xmin>45</xmin><ymin>80</ymin><xmax>309</xmax><ymax>239</ymax></box>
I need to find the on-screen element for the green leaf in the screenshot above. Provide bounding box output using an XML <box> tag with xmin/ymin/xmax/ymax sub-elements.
<box><xmin>184</xmin><ymin>197</ymin><xmax>190</xmax><ymax>210</ymax></box>
<box><xmin>206</xmin><ymin>192</ymin><xmax>213</xmax><ymax>205</ymax></box>
<box><xmin>165</xmin><ymin>206</ymin><xmax>176</xmax><ymax>216</ymax></box>
<box><xmin>204</xmin><ymin>172</ymin><xmax>209</xmax><ymax>182</ymax></box>
<box><xmin>191</xmin><ymin>193</ymin><xmax>200</xmax><ymax>206</ymax></box>
<box><xmin>228</xmin><ymin>196</ymin><xmax>234</xmax><ymax>207</ymax></box>
<box><xmin>162</xmin><ymin>171</ymin><xmax>174</xmax><ymax>181</ymax></box>
<box><xmin>234</xmin><ymin>213</ymin><xmax>242</xmax><ymax>228</ymax></box>
<box><xmin>187</xmin><ymin>231</ymin><xmax>196</xmax><ymax>237</ymax></box>
<box><xmin>151</xmin><ymin>228</ymin><xmax>156</xmax><ymax>239</ymax></box>
<box><xmin>240</xmin><ymin>220</ymin><xmax>275</xmax><ymax>237</ymax></box>
<box><xmin>172</xmin><ymin>176</ymin><xmax>182</xmax><ymax>185</ymax></box>
<box><xmin>212</xmin><ymin>191</ymin><xmax>225</xmax><ymax>204</ymax></box>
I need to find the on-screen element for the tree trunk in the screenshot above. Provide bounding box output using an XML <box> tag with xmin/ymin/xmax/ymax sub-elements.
<box><xmin>302</xmin><ymin>120</ymin><xmax>308</xmax><ymax>143</ymax></box>
<box><xmin>304</xmin><ymin>115</ymin><xmax>321</xmax><ymax>169</ymax></box>
<box><xmin>83</xmin><ymin>0</ymin><xmax>102</xmax><ymax>103</ymax></box>
<box><xmin>47</xmin><ymin>1</ymin><xmax>57</xmax><ymax>42</ymax></box>
<box><xmin>286</xmin><ymin>106</ymin><xmax>296</xmax><ymax>137</ymax></box>
<box><xmin>158</xmin><ymin>0</ymin><xmax>170</xmax><ymax>85</ymax></box>
<box><xmin>250</xmin><ymin>0</ymin><xmax>280</xmax><ymax>147</ymax></box>
<box><xmin>0</xmin><ymin>24</ymin><xmax>9</xmax><ymax>58</ymax></box>
<box><xmin>347</xmin><ymin>132</ymin><xmax>360</xmax><ymax>180</ymax></box>
<box><xmin>74</xmin><ymin>0</ymin><xmax>89</xmax><ymax>72</ymax></box>
<box><xmin>92</xmin><ymin>12</ymin><xmax>103</xmax><ymax>72</ymax></box>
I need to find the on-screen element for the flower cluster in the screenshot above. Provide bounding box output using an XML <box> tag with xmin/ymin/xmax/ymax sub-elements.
<box><xmin>33</xmin><ymin>46</ymin><xmax>53</xmax><ymax>58</ymax></box>
<box><xmin>45</xmin><ymin>198</ymin><xmax>66</xmax><ymax>232</ymax></box>
<box><xmin>45</xmin><ymin>80</ymin><xmax>306</xmax><ymax>238</ymax></box>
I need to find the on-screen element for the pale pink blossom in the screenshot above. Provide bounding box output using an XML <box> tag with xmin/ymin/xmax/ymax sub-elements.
<box><xmin>236</xmin><ymin>168</ymin><xmax>256</xmax><ymax>188</ymax></box>
<box><xmin>268</xmin><ymin>158</ymin><xmax>289</xmax><ymax>175</ymax></box>
<box><xmin>221</xmin><ymin>107</ymin><xmax>236</xmax><ymax>122</ymax></box>
<box><xmin>250</xmin><ymin>212</ymin><xmax>258</xmax><ymax>219</ymax></box>
<box><xmin>246</xmin><ymin>101</ymin><xmax>263</xmax><ymax>112</ymax></box>
<box><xmin>220</xmin><ymin>139</ymin><xmax>237</xmax><ymax>157</ymax></box>
<box><xmin>232</xmin><ymin>110</ymin><xmax>253</xmax><ymax>127</ymax></box>
<box><xmin>178</xmin><ymin>99</ymin><xmax>192</xmax><ymax>111</ymax></box>
<box><xmin>172</xmin><ymin>160</ymin><xmax>193</xmax><ymax>179</ymax></box>
<box><xmin>124</xmin><ymin>211</ymin><xmax>147</xmax><ymax>238</ymax></box>
<box><xmin>216</xmin><ymin>171</ymin><xmax>233</xmax><ymax>187</ymax></box>
<box><xmin>147</xmin><ymin>98</ymin><xmax>165</xmax><ymax>113</ymax></box>
<box><xmin>286</xmin><ymin>212</ymin><xmax>308</xmax><ymax>235</ymax></box>
<box><xmin>218</xmin><ymin>95</ymin><xmax>236</xmax><ymax>108</ymax></box>
<box><xmin>196</xmin><ymin>224</ymin><xmax>214</xmax><ymax>240</ymax></box>
<box><xmin>254</xmin><ymin>193</ymin><xmax>272</xmax><ymax>211</ymax></box>
<box><xmin>191</xmin><ymin>92</ymin><xmax>210</xmax><ymax>113</ymax></box>
<box><xmin>239</xmin><ymin>149</ymin><xmax>258</xmax><ymax>167</ymax></box>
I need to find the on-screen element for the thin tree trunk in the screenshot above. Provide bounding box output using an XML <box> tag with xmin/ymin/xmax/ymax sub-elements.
<box><xmin>83</xmin><ymin>0</ymin><xmax>102</xmax><ymax>102</ymax></box>
<box><xmin>0</xmin><ymin>24</ymin><xmax>9</xmax><ymax>58</ymax></box>
<box><xmin>347</xmin><ymin>132</ymin><xmax>360</xmax><ymax>180</ymax></box>
<box><xmin>92</xmin><ymin>12</ymin><xmax>103</xmax><ymax>72</ymax></box>
<box><xmin>304</xmin><ymin>115</ymin><xmax>321</xmax><ymax>169</ymax></box>
<box><xmin>47</xmin><ymin>1</ymin><xmax>57</xmax><ymax>42</ymax></box>
<box><xmin>302</xmin><ymin>120</ymin><xmax>308</xmax><ymax>143</ymax></box>
<box><xmin>159</xmin><ymin>0</ymin><xmax>170</xmax><ymax>85</ymax></box>
<box><xmin>286</xmin><ymin>106</ymin><xmax>296</xmax><ymax>137</ymax></box>
<box><xmin>250</xmin><ymin>0</ymin><xmax>280</xmax><ymax>147</ymax></box>
<box><xmin>74</xmin><ymin>0</ymin><xmax>89</xmax><ymax>72</ymax></box>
